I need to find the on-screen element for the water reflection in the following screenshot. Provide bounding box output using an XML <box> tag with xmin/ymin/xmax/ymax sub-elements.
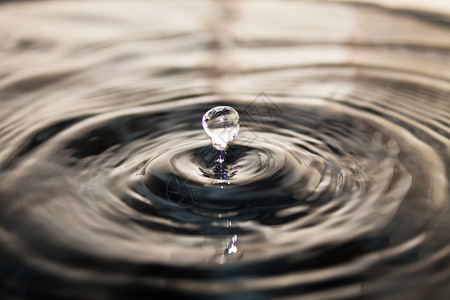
<box><xmin>0</xmin><ymin>0</ymin><xmax>449</xmax><ymax>299</ymax></box>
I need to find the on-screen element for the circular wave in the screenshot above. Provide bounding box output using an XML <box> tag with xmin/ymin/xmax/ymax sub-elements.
<box><xmin>0</xmin><ymin>1</ymin><xmax>449</xmax><ymax>299</ymax></box>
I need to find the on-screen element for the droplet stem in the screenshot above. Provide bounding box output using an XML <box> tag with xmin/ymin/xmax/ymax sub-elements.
<box><xmin>213</xmin><ymin>149</ymin><xmax>228</xmax><ymax>180</ymax></box>
<box><xmin>215</xmin><ymin>149</ymin><xmax>226</xmax><ymax>164</ymax></box>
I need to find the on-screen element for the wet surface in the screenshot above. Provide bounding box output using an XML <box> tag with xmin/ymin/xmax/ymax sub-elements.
<box><xmin>0</xmin><ymin>1</ymin><xmax>449</xmax><ymax>299</ymax></box>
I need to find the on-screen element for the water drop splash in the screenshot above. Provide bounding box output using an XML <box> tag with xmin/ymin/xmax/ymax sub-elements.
<box><xmin>202</xmin><ymin>106</ymin><xmax>240</xmax><ymax>151</ymax></box>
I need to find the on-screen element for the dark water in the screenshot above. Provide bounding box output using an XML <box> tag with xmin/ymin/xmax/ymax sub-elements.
<box><xmin>0</xmin><ymin>1</ymin><xmax>449</xmax><ymax>299</ymax></box>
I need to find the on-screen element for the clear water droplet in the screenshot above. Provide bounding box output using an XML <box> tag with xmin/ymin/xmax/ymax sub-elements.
<box><xmin>202</xmin><ymin>106</ymin><xmax>240</xmax><ymax>151</ymax></box>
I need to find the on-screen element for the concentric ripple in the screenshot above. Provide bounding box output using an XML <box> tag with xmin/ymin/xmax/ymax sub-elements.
<box><xmin>0</xmin><ymin>1</ymin><xmax>449</xmax><ymax>299</ymax></box>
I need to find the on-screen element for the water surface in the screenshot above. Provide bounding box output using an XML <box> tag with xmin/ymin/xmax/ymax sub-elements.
<box><xmin>0</xmin><ymin>1</ymin><xmax>449</xmax><ymax>299</ymax></box>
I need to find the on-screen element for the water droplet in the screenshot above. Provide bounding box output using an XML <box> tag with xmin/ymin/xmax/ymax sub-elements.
<box><xmin>202</xmin><ymin>106</ymin><xmax>239</xmax><ymax>151</ymax></box>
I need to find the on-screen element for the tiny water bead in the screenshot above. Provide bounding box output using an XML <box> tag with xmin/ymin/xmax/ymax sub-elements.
<box><xmin>202</xmin><ymin>106</ymin><xmax>240</xmax><ymax>151</ymax></box>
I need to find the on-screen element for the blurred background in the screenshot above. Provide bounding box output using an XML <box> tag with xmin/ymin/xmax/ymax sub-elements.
<box><xmin>0</xmin><ymin>1</ymin><xmax>449</xmax><ymax>299</ymax></box>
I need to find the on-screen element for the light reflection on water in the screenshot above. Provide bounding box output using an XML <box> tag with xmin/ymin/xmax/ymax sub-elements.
<box><xmin>0</xmin><ymin>1</ymin><xmax>449</xmax><ymax>299</ymax></box>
